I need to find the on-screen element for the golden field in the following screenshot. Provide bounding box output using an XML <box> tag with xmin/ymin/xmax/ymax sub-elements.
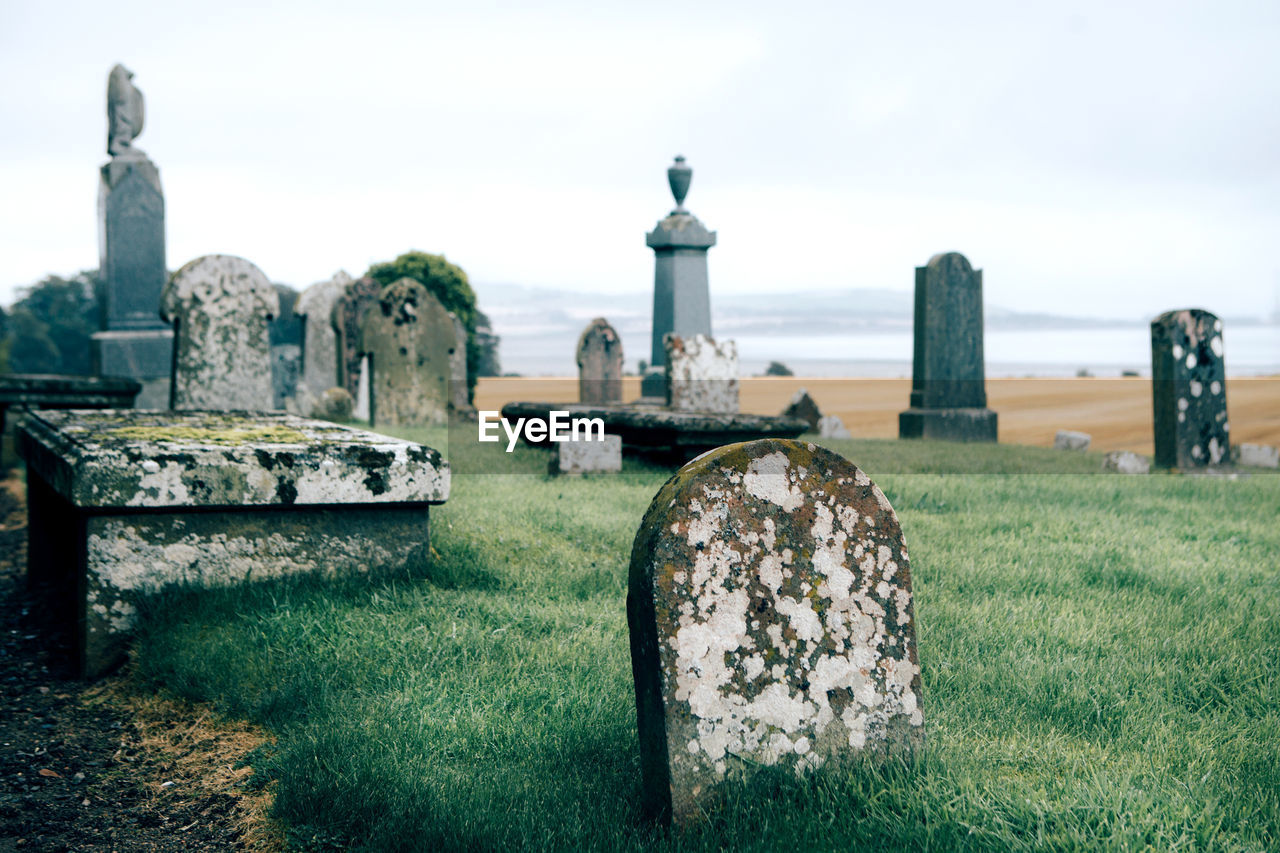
<box><xmin>475</xmin><ymin>376</ymin><xmax>1280</xmax><ymax>456</ymax></box>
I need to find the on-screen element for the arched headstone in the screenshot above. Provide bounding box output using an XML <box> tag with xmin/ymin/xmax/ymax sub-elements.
<box><xmin>295</xmin><ymin>271</ymin><xmax>352</xmax><ymax>414</ymax></box>
<box><xmin>160</xmin><ymin>255</ymin><xmax>278</xmax><ymax>410</ymax></box>
<box><xmin>628</xmin><ymin>438</ymin><xmax>923</xmax><ymax>823</ymax></box>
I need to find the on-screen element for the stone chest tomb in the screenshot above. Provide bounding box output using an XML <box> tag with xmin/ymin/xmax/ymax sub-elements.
<box><xmin>19</xmin><ymin>409</ymin><xmax>450</xmax><ymax>677</ymax></box>
<box><xmin>627</xmin><ymin>439</ymin><xmax>923</xmax><ymax>823</ymax></box>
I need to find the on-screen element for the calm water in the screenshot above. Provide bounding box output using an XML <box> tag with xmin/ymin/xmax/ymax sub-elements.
<box><xmin>500</xmin><ymin>324</ymin><xmax>1280</xmax><ymax>378</ymax></box>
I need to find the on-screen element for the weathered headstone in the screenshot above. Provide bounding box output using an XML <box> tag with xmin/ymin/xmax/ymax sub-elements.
<box><xmin>550</xmin><ymin>434</ymin><xmax>623</xmax><ymax>476</ymax></box>
<box><xmin>449</xmin><ymin>312</ymin><xmax>474</xmax><ymax>415</ymax></box>
<box><xmin>898</xmin><ymin>252</ymin><xmax>998</xmax><ymax>442</ymax></box>
<box><xmin>358</xmin><ymin>278</ymin><xmax>455</xmax><ymax>427</ymax></box>
<box><xmin>295</xmin><ymin>271</ymin><xmax>353</xmax><ymax>416</ymax></box>
<box><xmin>1103</xmin><ymin>450</ymin><xmax>1150</xmax><ymax>475</ymax></box>
<box><xmin>577</xmin><ymin>317</ymin><xmax>624</xmax><ymax>405</ymax></box>
<box><xmin>91</xmin><ymin>64</ymin><xmax>173</xmax><ymax>408</ymax></box>
<box><xmin>782</xmin><ymin>388</ymin><xmax>821</xmax><ymax>431</ymax></box>
<box><xmin>665</xmin><ymin>334</ymin><xmax>738</xmax><ymax>414</ymax></box>
<box><xmin>270</xmin><ymin>284</ymin><xmax>303</xmax><ymax>410</ymax></box>
<box><xmin>628</xmin><ymin>438</ymin><xmax>923</xmax><ymax>823</ymax></box>
<box><xmin>642</xmin><ymin>156</ymin><xmax>716</xmax><ymax>398</ymax></box>
<box><xmin>1151</xmin><ymin>309</ymin><xmax>1229</xmax><ymax>468</ymax></box>
<box><xmin>317</xmin><ymin>387</ymin><xmax>354</xmax><ymax>421</ymax></box>
<box><xmin>818</xmin><ymin>414</ymin><xmax>851</xmax><ymax>439</ymax></box>
<box><xmin>1053</xmin><ymin>430</ymin><xmax>1091</xmax><ymax>451</ymax></box>
<box><xmin>332</xmin><ymin>275</ymin><xmax>382</xmax><ymax>400</ymax></box>
<box><xmin>1234</xmin><ymin>443</ymin><xmax>1278</xmax><ymax>469</ymax></box>
<box><xmin>160</xmin><ymin>255</ymin><xmax>278</xmax><ymax>410</ymax></box>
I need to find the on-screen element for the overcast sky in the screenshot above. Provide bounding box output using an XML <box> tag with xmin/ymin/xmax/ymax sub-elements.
<box><xmin>2</xmin><ymin>0</ymin><xmax>1279</xmax><ymax>321</ymax></box>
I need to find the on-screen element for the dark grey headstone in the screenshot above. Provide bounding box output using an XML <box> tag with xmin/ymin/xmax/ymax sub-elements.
<box><xmin>898</xmin><ymin>252</ymin><xmax>997</xmax><ymax>442</ymax></box>
<box><xmin>642</xmin><ymin>156</ymin><xmax>716</xmax><ymax>398</ymax></box>
<box><xmin>333</xmin><ymin>276</ymin><xmax>382</xmax><ymax>399</ymax></box>
<box><xmin>1151</xmin><ymin>309</ymin><xmax>1229</xmax><ymax>468</ymax></box>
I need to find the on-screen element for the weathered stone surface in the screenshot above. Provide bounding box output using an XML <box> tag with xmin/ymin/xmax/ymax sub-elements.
<box><xmin>642</xmin><ymin>156</ymin><xmax>716</xmax><ymax>398</ymax></box>
<box><xmin>332</xmin><ymin>275</ymin><xmax>382</xmax><ymax>400</ymax></box>
<box><xmin>1151</xmin><ymin>309</ymin><xmax>1229</xmax><ymax>468</ymax></box>
<box><xmin>450</xmin><ymin>312</ymin><xmax>473</xmax><ymax>414</ymax></box>
<box><xmin>295</xmin><ymin>271</ymin><xmax>352</xmax><ymax>415</ymax></box>
<box><xmin>0</xmin><ymin>374</ymin><xmax>141</xmax><ymax>434</ymax></box>
<box><xmin>19</xmin><ymin>408</ymin><xmax>450</xmax><ymax>677</ymax></box>
<box><xmin>358</xmin><ymin>278</ymin><xmax>455</xmax><ymax>427</ymax></box>
<box><xmin>628</xmin><ymin>439</ymin><xmax>923</xmax><ymax>823</ymax></box>
<box><xmin>90</xmin><ymin>330</ymin><xmax>173</xmax><ymax>409</ymax></box>
<box><xmin>818</xmin><ymin>414</ymin><xmax>851</xmax><ymax>439</ymax></box>
<box><xmin>1103</xmin><ymin>450</ymin><xmax>1151</xmax><ymax>475</ymax></box>
<box><xmin>1234</xmin><ymin>443</ymin><xmax>1279</xmax><ymax>469</ymax></box>
<box><xmin>577</xmin><ymin>317</ymin><xmax>624</xmax><ymax>405</ymax></box>
<box><xmin>898</xmin><ymin>252</ymin><xmax>997</xmax><ymax>442</ymax></box>
<box><xmin>551</xmin><ymin>434</ymin><xmax>622</xmax><ymax>476</ymax></box>
<box><xmin>500</xmin><ymin>401</ymin><xmax>807</xmax><ymax>459</ymax></box>
<box><xmin>269</xmin><ymin>284</ymin><xmax>303</xmax><ymax>409</ymax></box>
<box><xmin>98</xmin><ymin>156</ymin><xmax>167</xmax><ymax>332</ymax></box>
<box><xmin>782</xmin><ymin>388</ymin><xmax>821</xmax><ymax>431</ymax></box>
<box><xmin>160</xmin><ymin>255</ymin><xmax>278</xmax><ymax>410</ymax></box>
<box><xmin>1054</xmin><ymin>430</ymin><xmax>1091</xmax><ymax>451</ymax></box>
<box><xmin>665</xmin><ymin>334</ymin><xmax>738</xmax><ymax>414</ymax></box>
<box><xmin>17</xmin><ymin>409</ymin><xmax>449</xmax><ymax>508</ymax></box>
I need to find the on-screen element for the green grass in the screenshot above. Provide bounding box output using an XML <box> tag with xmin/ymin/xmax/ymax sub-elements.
<box><xmin>131</xmin><ymin>433</ymin><xmax>1280</xmax><ymax>851</ymax></box>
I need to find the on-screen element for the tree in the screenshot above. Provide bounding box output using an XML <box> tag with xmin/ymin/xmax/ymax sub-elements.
<box><xmin>365</xmin><ymin>251</ymin><xmax>481</xmax><ymax>401</ymax></box>
<box><xmin>764</xmin><ymin>361</ymin><xmax>794</xmax><ymax>376</ymax></box>
<box><xmin>5</xmin><ymin>272</ymin><xmax>99</xmax><ymax>375</ymax></box>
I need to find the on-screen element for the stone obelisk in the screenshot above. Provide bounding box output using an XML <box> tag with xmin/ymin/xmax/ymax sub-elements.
<box><xmin>640</xmin><ymin>156</ymin><xmax>716</xmax><ymax>400</ymax></box>
<box><xmin>91</xmin><ymin>64</ymin><xmax>173</xmax><ymax>408</ymax></box>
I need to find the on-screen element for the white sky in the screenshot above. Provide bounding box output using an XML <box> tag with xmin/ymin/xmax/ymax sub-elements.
<box><xmin>2</xmin><ymin>0</ymin><xmax>1279</xmax><ymax>320</ymax></box>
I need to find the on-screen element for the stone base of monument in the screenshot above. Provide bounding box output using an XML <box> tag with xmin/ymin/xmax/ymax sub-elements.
<box><xmin>18</xmin><ymin>409</ymin><xmax>449</xmax><ymax>678</ymax></box>
<box><xmin>501</xmin><ymin>401</ymin><xmax>807</xmax><ymax>461</ymax></box>
<box><xmin>898</xmin><ymin>407</ymin><xmax>998</xmax><ymax>442</ymax></box>
<box><xmin>550</xmin><ymin>434</ymin><xmax>623</xmax><ymax>476</ymax></box>
<box><xmin>91</xmin><ymin>329</ymin><xmax>174</xmax><ymax>409</ymax></box>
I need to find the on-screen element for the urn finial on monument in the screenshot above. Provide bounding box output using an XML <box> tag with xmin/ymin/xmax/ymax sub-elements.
<box><xmin>667</xmin><ymin>155</ymin><xmax>692</xmax><ymax>214</ymax></box>
<box><xmin>641</xmin><ymin>155</ymin><xmax>717</xmax><ymax>399</ymax></box>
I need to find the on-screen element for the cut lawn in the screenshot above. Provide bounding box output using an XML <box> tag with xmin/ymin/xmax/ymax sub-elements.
<box><xmin>131</xmin><ymin>433</ymin><xmax>1280</xmax><ymax>852</ymax></box>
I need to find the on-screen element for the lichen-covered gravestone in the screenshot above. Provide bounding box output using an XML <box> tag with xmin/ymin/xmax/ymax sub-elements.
<box><xmin>577</xmin><ymin>317</ymin><xmax>624</xmax><ymax>405</ymax></box>
<box><xmin>332</xmin><ymin>275</ymin><xmax>383</xmax><ymax>400</ymax></box>
<box><xmin>628</xmin><ymin>439</ymin><xmax>923</xmax><ymax>823</ymax></box>
<box><xmin>665</xmin><ymin>333</ymin><xmax>739</xmax><ymax>414</ymax></box>
<box><xmin>358</xmin><ymin>278</ymin><xmax>456</xmax><ymax>427</ymax></box>
<box><xmin>1151</xmin><ymin>309</ymin><xmax>1229</xmax><ymax>468</ymax></box>
<box><xmin>160</xmin><ymin>255</ymin><xmax>279</xmax><ymax>410</ymax></box>
<box><xmin>782</xmin><ymin>388</ymin><xmax>821</xmax><ymax>431</ymax></box>
<box><xmin>898</xmin><ymin>252</ymin><xmax>997</xmax><ymax>442</ymax></box>
<box><xmin>295</xmin><ymin>271</ymin><xmax>353</xmax><ymax>415</ymax></box>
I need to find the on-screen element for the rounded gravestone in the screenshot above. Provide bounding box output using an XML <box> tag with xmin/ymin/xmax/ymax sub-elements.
<box><xmin>627</xmin><ymin>438</ymin><xmax>923</xmax><ymax>824</ymax></box>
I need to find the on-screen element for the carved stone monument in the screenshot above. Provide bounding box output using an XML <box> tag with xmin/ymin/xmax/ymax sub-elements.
<box><xmin>294</xmin><ymin>271</ymin><xmax>352</xmax><ymax>416</ymax></box>
<box><xmin>665</xmin><ymin>334</ymin><xmax>738</xmax><ymax>414</ymax></box>
<box><xmin>628</xmin><ymin>439</ymin><xmax>923</xmax><ymax>823</ymax></box>
<box><xmin>91</xmin><ymin>64</ymin><xmax>173</xmax><ymax>408</ymax></box>
<box><xmin>358</xmin><ymin>278</ymin><xmax>455</xmax><ymax>427</ymax></box>
<box><xmin>898</xmin><ymin>252</ymin><xmax>998</xmax><ymax>442</ymax></box>
<box><xmin>641</xmin><ymin>156</ymin><xmax>716</xmax><ymax>399</ymax></box>
<box><xmin>577</xmin><ymin>317</ymin><xmax>624</xmax><ymax>405</ymax></box>
<box><xmin>160</xmin><ymin>255</ymin><xmax>279</xmax><ymax>410</ymax></box>
<box><xmin>1151</xmin><ymin>309</ymin><xmax>1229</xmax><ymax>468</ymax></box>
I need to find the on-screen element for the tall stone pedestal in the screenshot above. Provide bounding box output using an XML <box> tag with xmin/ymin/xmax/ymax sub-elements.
<box><xmin>95</xmin><ymin>152</ymin><xmax>171</xmax><ymax>403</ymax></box>
<box><xmin>898</xmin><ymin>252</ymin><xmax>997</xmax><ymax>442</ymax></box>
<box><xmin>641</xmin><ymin>156</ymin><xmax>716</xmax><ymax>399</ymax></box>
